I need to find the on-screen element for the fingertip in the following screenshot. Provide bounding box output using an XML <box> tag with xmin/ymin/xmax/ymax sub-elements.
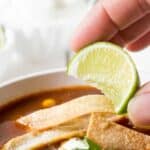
<box><xmin>70</xmin><ymin>35</ymin><xmax>81</xmax><ymax>52</ymax></box>
<box><xmin>128</xmin><ymin>93</ymin><xmax>150</xmax><ymax>127</ymax></box>
<box><xmin>70</xmin><ymin>27</ymin><xmax>88</xmax><ymax>52</ymax></box>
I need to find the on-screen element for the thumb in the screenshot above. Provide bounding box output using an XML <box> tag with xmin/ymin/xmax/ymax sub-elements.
<box><xmin>128</xmin><ymin>82</ymin><xmax>150</xmax><ymax>128</ymax></box>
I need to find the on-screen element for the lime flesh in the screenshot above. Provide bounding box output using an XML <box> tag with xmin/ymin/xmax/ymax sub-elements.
<box><xmin>68</xmin><ymin>42</ymin><xmax>139</xmax><ymax>113</ymax></box>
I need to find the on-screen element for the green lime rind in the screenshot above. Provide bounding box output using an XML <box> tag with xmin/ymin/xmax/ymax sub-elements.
<box><xmin>67</xmin><ymin>42</ymin><xmax>139</xmax><ymax>114</ymax></box>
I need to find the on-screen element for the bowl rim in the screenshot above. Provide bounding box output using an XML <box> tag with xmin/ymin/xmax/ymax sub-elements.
<box><xmin>0</xmin><ymin>67</ymin><xmax>66</xmax><ymax>88</ymax></box>
<box><xmin>0</xmin><ymin>67</ymin><xmax>149</xmax><ymax>89</ymax></box>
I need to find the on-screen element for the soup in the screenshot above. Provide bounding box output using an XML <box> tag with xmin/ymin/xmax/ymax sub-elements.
<box><xmin>0</xmin><ymin>86</ymin><xmax>100</xmax><ymax>148</ymax></box>
<box><xmin>1</xmin><ymin>85</ymin><xmax>150</xmax><ymax>150</ymax></box>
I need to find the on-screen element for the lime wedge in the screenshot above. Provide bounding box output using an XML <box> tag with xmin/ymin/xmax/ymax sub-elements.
<box><xmin>67</xmin><ymin>42</ymin><xmax>139</xmax><ymax>113</ymax></box>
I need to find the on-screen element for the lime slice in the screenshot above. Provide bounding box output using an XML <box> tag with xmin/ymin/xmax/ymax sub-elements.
<box><xmin>67</xmin><ymin>42</ymin><xmax>139</xmax><ymax>113</ymax></box>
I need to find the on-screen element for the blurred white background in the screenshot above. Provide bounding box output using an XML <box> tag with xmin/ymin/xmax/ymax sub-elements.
<box><xmin>0</xmin><ymin>0</ymin><xmax>149</xmax><ymax>84</ymax></box>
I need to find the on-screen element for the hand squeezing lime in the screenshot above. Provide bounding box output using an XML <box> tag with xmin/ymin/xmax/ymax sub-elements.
<box><xmin>68</xmin><ymin>42</ymin><xmax>139</xmax><ymax>113</ymax></box>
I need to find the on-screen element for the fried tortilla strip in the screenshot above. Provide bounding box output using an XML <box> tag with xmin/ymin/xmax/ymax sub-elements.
<box><xmin>59</xmin><ymin>115</ymin><xmax>90</xmax><ymax>130</ymax></box>
<box><xmin>87</xmin><ymin>113</ymin><xmax>150</xmax><ymax>150</ymax></box>
<box><xmin>17</xmin><ymin>95</ymin><xmax>114</xmax><ymax>130</ymax></box>
<box><xmin>3</xmin><ymin>115</ymin><xmax>89</xmax><ymax>150</ymax></box>
<box><xmin>3</xmin><ymin>129</ymin><xmax>85</xmax><ymax>150</ymax></box>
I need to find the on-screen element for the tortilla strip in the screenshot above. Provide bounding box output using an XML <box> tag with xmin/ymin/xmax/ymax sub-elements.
<box><xmin>17</xmin><ymin>95</ymin><xmax>113</xmax><ymax>130</ymax></box>
<box><xmin>3</xmin><ymin>129</ymin><xmax>85</xmax><ymax>150</ymax></box>
<box><xmin>58</xmin><ymin>115</ymin><xmax>90</xmax><ymax>130</ymax></box>
<box><xmin>3</xmin><ymin>115</ymin><xmax>89</xmax><ymax>150</ymax></box>
<box><xmin>87</xmin><ymin>113</ymin><xmax>150</xmax><ymax>150</ymax></box>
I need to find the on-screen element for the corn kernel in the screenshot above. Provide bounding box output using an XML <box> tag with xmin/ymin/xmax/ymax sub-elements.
<box><xmin>42</xmin><ymin>98</ymin><xmax>56</xmax><ymax>108</ymax></box>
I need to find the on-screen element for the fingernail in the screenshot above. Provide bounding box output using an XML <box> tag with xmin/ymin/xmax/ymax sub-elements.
<box><xmin>128</xmin><ymin>93</ymin><xmax>150</xmax><ymax>127</ymax></box>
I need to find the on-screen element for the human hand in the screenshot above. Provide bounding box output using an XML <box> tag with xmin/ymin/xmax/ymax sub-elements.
<box><xmin>71</xmin><ymin>0</ymin><xmax>150</xmax><ymax>128</ymax></box>
<box><xmin>71</xmin><ymin>0</ymin><xmax>150</xmax><ymax>52</ymax></box>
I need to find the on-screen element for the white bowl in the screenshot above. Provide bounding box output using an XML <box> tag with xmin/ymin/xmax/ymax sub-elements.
<box><xmin>0</xmin><ymin>68</ymin><xmax>85</xmax><ymax>109</ymax></box>
<box><xmin>0</xmin><ymin>68</ymin><xmax>149</xmax><ymax>109</ymax></box>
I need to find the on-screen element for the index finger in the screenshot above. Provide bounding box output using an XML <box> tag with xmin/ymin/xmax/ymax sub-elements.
<box><xmin>71</xmin><ymin>0</ymin><xmax>150</xmax><ymax>51</ymax></box>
